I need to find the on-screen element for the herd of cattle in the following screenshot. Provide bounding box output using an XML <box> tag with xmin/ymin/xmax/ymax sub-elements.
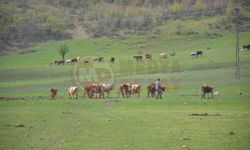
<box><xmin>50</xmin><ymin>83</ymin><xmax>214</xmax><ymax>100</ymax></box>
<box><xmin>50</xmin><ymin>43</ymin><xmax>250</xmax><ymax>65</ymax></box>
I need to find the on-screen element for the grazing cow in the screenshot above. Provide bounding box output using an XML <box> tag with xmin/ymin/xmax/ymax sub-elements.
<box><xmin>97</xmin><ymin>57</ymin><xmax>104</xmax><ymax>63</ymax></box>
<box><xmin>147</xmin><ymin>83</ymin><xmax>156</xmax><ymax>97</ymax></box>
<box><xmin>201</xmin><ymin>84</ymin><xmax>214</xmax><ymax>99</ymax></box>
<box><xmin>68</xmin><ymin>86</ymin><xmax>79</xmax><ymax>99</ymax></box>
<box><xmin>145</xmin><ymin>54</ymin><xmax>152</xmax><ymax>60</ymax></box>
<box><xmin>243</xmin><ymin>44</ymin><xmax>250</xmax><ymax>50</ymax></box>
<box><xmin>52</xmin><ymin>60</ymin><xmax>65</xmax><ymax>65</ymax></box>
<box><xmin>71</xmin><ymin>58</ymin><xmax>78</xmax><ymax>64</ymax></box>
<box><xmin>66</xmin><ymin>59</ymin><xmax>72</xmax><ymax>64</ymax></box>
<box><xmin>160</xmin><ymin>53</ymin><xmax>167</xmax><ymax>59</ymax></box>
<box><xmin>77</xmin><ymin>56</ymin><xmax>81</xmax><ymax>61</ymax></box>
<box><xmin>191</xmin><ymin>51</ymin><xmax>203</xmax><ymax>57</ymax></box>
<box><xmin>83</xmin><ymin>60</ymin><xmax>89</xmax><ymax>64</ymax></box>
<box><xmin>133</xmin><ymin>55</ymin><xmax>142</xmax><ymax>62</ymax></box>
<box><xmin>50</xmin><ymin>88</ymin><xmax>57</xmax><ymax>99</ymax></box>
<box><xmin>170</xmin><ymin>52</ymin><xmax>176</xmax><ymax>56</ymax></box>
<box><xmin>119</xmin><ymin>83</ymin><xmax>131</xmax><ymax>98</ymax></box>
<box><xmin>110</xmin><ymin>57</ymin><xmax>115</xmax><ymax>63</ymax></box>
<box><xmin>130</xmin><ymin>84</ymin><xmax>141</xmax><ymax>98</ymax></box>
<box><xmin>102</xmin><ymin>83</ymin><xmax>114</xmax><ymax>97</ymax></box>
<box><xmin>84</xmin><ymin>84</ymin><xmax>104</xmax><ymax>99</ymax></box>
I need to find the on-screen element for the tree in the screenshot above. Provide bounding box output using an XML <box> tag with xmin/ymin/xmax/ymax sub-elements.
<box><xmin>58</xmin><ymin>43</ymin><xmax>69</xmax><ymax>60</ymax></box>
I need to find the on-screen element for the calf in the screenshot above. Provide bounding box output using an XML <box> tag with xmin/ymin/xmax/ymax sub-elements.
<box><xmin>68</xmin><ymin>86</ymin><xmax>79</xmax><ymax>99</ymax></box>
<box><xmin>50</xmin><ymin>88</ymin><xmax>57</xmax><ymax>99</ymax></box>
<box><xmin>201</xmin><ymin>84</ymin><xmax>214</xmax><ymax>99</ymax></box>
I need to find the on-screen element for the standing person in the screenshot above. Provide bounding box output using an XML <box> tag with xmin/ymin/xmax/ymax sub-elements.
<box><xmin>155</xmin><ymin>78</ymin><xmax>162</xmax><ymax>99</ymax></box>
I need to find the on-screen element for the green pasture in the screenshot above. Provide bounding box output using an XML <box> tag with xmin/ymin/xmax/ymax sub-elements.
<box><xmin>0</xmin><ymin>16</ymin><xmax>250</xmax><ymax>150</ymax></box>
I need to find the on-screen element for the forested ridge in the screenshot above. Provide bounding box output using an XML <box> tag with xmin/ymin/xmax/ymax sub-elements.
<box><xmin>1</xmin><ymin>0</ymin><xmax>249</xmax><ymax>54</ymax></box>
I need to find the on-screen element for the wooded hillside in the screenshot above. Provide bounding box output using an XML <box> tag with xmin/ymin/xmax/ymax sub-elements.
<box><xmin>1</xmin><ymin>0</ymin><xmax>249</xmax><ymax>54</ymax></box>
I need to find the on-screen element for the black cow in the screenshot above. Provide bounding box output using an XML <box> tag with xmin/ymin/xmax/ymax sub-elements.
<box><xmin>110</xmin><ymin>57</ymin><xmax>115</xmax><ymax>63</ymax></box>
<box><xmin>243</xmin><ymin>44</ymin><xmax>250</xmax><ymax>50</ymax></box>
<box><xmin>191</xmin><ymin>51</ymin><xmax>203</xmax><ymax>57</ymax></box>
<box><xmin>52</xmin><ymin>60</ymin><xmax>65</xmax><ymax>65</ymax></box>
<box><xmin>133</xmin><ymin>55</ymin><xmax>142</xmax><ymax>62</ymax></box>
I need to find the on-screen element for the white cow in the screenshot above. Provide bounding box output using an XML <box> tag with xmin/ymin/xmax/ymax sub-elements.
<box><xmin>68</xmin><ymin>86</ymin><xmax>79</xmax><ymax>99</ymax></box>
<box><xmin>160</xmin><ymin>53</ymin><xmax>167</xmax><ymax>59</ymax></box>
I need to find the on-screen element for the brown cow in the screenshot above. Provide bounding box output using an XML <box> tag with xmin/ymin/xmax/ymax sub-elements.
<box><xmin>145</xmin><ymin>54</ymin><xmax>152</xmax><ymax>60</ymax></box>
<box><xmin>119</xmin><ymin>83</ymin><xmax>131</xmax><ymax>98</ymax></box>
<box><xmin>84</xmin><ymin>84</ymin><xmax>104</xmax><ymax>99</ymax></box>
<box><xmin>201</xmin><ymin>84</ymin><xmax>214</xmax><ymax>99</ymax></box>
<box><xmin>50</xmin><ymin>88</ymin><xmax>57</xmax><ymax>99</ymax></box>
<box><xmin>130</xmin><ymin>84</ymin><xmax>141</xmax><ymax>98</ymax></box>
<box><xmin>147</xmin><ymin>83</ymin><xmax>156</xmax><ymax>97</ymax></box>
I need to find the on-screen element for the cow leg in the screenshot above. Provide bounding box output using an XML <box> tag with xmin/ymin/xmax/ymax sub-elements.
<box><xmin>201</xmin><ymin>92</ymin><xmax>205</xmax><ymax>99</ymax></box>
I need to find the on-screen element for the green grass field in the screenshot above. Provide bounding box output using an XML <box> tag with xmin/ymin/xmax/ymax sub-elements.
<box><xmin>0</xmin><ymin>16</ymin><xmax>250</xmax><ymax>150</ymax></box>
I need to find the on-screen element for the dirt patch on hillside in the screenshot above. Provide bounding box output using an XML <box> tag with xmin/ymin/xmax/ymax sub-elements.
<box><xmin>71</xmin><ymin>18</ymin><xmax>89</xmax><ymax>39</ymax></box>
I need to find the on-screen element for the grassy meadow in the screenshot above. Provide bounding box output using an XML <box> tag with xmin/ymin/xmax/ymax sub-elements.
<box><xmin>0</xmin><ymin>16</ymin><xmax>250</xmax><ymax>150</ymax></box>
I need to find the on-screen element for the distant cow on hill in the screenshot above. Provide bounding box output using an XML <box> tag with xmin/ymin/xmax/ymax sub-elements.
<box><xmin>68</xmin><ymin>86</ymin><xmax>79</xmax><ymax>99</ymax></box>
<box><xmin>145</xmin><ymin>54</ymin><xmax>152</xmax><ymax>60</ymax></box>
<box><xmin>160</xmin><ymin>53</ymin><xmax>167</xmax><ymax>59</ymax></box>
<box><xmin>110</xmin><ymin>57</ymin><xmax>115</xmax><ymax>63</ymax></box>
<box><xmin>56</xmin><ymin>60</ymin><xmax>65</xmax><ymax>65</ymax></box>
<box><xmin>93</xmin><ymin>56</ymin><xmax>104</xmax><ymax>63</ymax></box>
<box><xmin>201</xmin><ymin>84</ymin><xmax>214</xmax><ymax>99</ymax></box>
<box><xmin>133</xmin><ymin>55</ymin><xmax>142</xmax><ymax>62</ymax></box>
<box><xmin>190</xmin><ymin>51</ymin><xmax>203</xmax><ymax>57</ymax></box>
<box><xmin>50</xmin><ymin>88</ymin><xmax>57</xmax><ymax>99</ymax></box>
<box><xmin>243</xmin><ymin>44</ymin><xmax>250</xmax><ymax>50</ymax></box>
